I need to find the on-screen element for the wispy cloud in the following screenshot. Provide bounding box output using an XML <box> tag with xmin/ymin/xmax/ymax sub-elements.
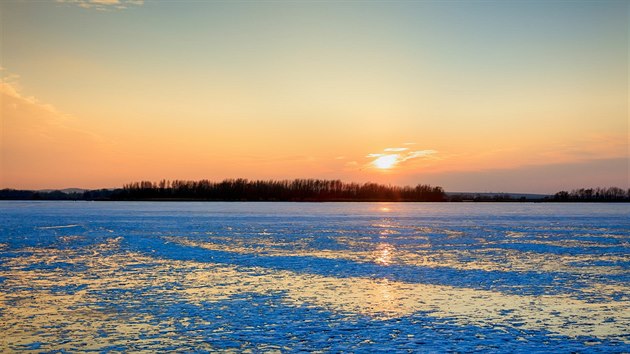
<box><xmin>402</xmin><ymin>150</ymin><xmax>437</xmax><ymax>161</ymax></box>
<box><xmin>1</xmin><ymin>70</ymin><xmax>60</xmax><ymax>115</ymax></box>
<box><xmin>366</xmin><ymin>145</ymin><xmax>437</xmax><ymax>169</ymax></box>
<box><xmin>56</xmin><ymin>0</ymin><xmax>144</xmax><ymax>11</ymax></box>
<box><xmin>2</xmin><ymin>68</ymin><xmax>111</xmax><ymax>187</ymax></box>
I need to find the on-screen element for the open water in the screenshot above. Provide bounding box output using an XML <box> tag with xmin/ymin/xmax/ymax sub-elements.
<box><xmin>0</xmin><ymin>201</ymin><xmax>628</xmax><ymax>352</ymax></box>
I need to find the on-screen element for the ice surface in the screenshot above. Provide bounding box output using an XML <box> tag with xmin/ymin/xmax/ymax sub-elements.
<box><xmin>0</xmin><ymin>201</ymin><xmax>628</xmax><ymax>352</ymax></box>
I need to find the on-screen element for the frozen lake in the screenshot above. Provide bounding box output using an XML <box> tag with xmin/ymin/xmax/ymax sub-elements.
<box><xmin>1</xmin><ymin>201</ymin><xmax>628</xmax><ymax>352</ymax></box>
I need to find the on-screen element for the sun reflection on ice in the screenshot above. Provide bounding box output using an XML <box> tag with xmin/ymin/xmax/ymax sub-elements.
<box><xmin>375</xmin><ymin>243</ymin><xmax>394</xmax><ymax>265</ymax></box>
<box><xmin>377</xmin><ymin>203</ymin><xmax>394</xmax><ymax>213</ymax></box>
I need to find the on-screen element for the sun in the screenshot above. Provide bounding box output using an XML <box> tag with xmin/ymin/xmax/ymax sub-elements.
<box><xmin>373</xmin><ymin>154</ymin><xmax>399</xmax><ymax>169</ymax></box>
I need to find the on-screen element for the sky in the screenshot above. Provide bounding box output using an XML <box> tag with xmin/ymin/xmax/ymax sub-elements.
<box><xmin>1</xmin><ymin>0</ymin><xmax>628</xmax><ymax>193</ymax></box>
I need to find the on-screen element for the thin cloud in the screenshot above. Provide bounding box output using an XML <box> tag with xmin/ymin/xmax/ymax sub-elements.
<box><xmin>1</xmin><ymin>74</ymin><xmax>62</xmax><ymax>116</ymax></box>
<box><xmin>56</xmin><ymin>0</ymin><xmax>144</xmax><ymax>10</ymax></box>
<box><xmin>2</xmin><ymin>68</ymin><xmax>112</xmax><ymax>188</ymax></box>
<box><xmin>0</xmin><ymin>80</ymin><xmax>21</xmax><ymax>100</ymax></box>
<box><xmin>384</xmin><ymin>147</ymin><xmax>409</xmax><ymax>152</ymax></box>
<box><xmin>401</xmin><ymin>150</ymin><xmax>438</xmax><ymax>162</ymax></box>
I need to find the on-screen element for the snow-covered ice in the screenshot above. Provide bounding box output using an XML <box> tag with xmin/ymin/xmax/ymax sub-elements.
<box><xmin>1</xmin><ymin>201</ymin><xmax>628</xmax><ymax>352</ymax></box>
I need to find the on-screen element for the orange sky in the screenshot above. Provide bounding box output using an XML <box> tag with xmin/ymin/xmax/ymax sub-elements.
<box><xmin>1</xmin><ymin>1</ymin><xmax>628</xmax><ymax>193</ymax></box>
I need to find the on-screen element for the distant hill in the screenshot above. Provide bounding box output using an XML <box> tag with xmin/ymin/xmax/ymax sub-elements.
<box><xmin>38</xmin><ymin>188</ymin><xmax>87</xmax><ymax>194</ymax></box>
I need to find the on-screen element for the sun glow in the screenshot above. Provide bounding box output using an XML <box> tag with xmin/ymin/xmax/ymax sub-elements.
<box><xmin>372</xmin><ymin>154</ymin><xmax>399</xmax><ymax>169</ymax></box>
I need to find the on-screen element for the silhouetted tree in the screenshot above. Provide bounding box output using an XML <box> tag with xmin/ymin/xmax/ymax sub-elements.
<box><xmin>112</xmin><ymin>178</ymin><xmax>446</xmax><ymax>202</ymax></box>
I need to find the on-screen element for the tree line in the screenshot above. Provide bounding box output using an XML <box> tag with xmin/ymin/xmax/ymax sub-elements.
<box><xmin>0</xmin><ymin>179</ymin><xmax>446</xmax><ymax>202</ymax></box>
<box><xmin>115</xmin><ymin>179</ymin><xmax>446</xmax><ymax>201</ymax></box>
<box><xmin>552</xmin><ymin>187</ymin><xmax>630</xmax><ymax>202</ymax></box>
<box><xmin>1</xmin><ymin>181</ymin><xmax>628</xmax><ymax>202</ymax></box>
